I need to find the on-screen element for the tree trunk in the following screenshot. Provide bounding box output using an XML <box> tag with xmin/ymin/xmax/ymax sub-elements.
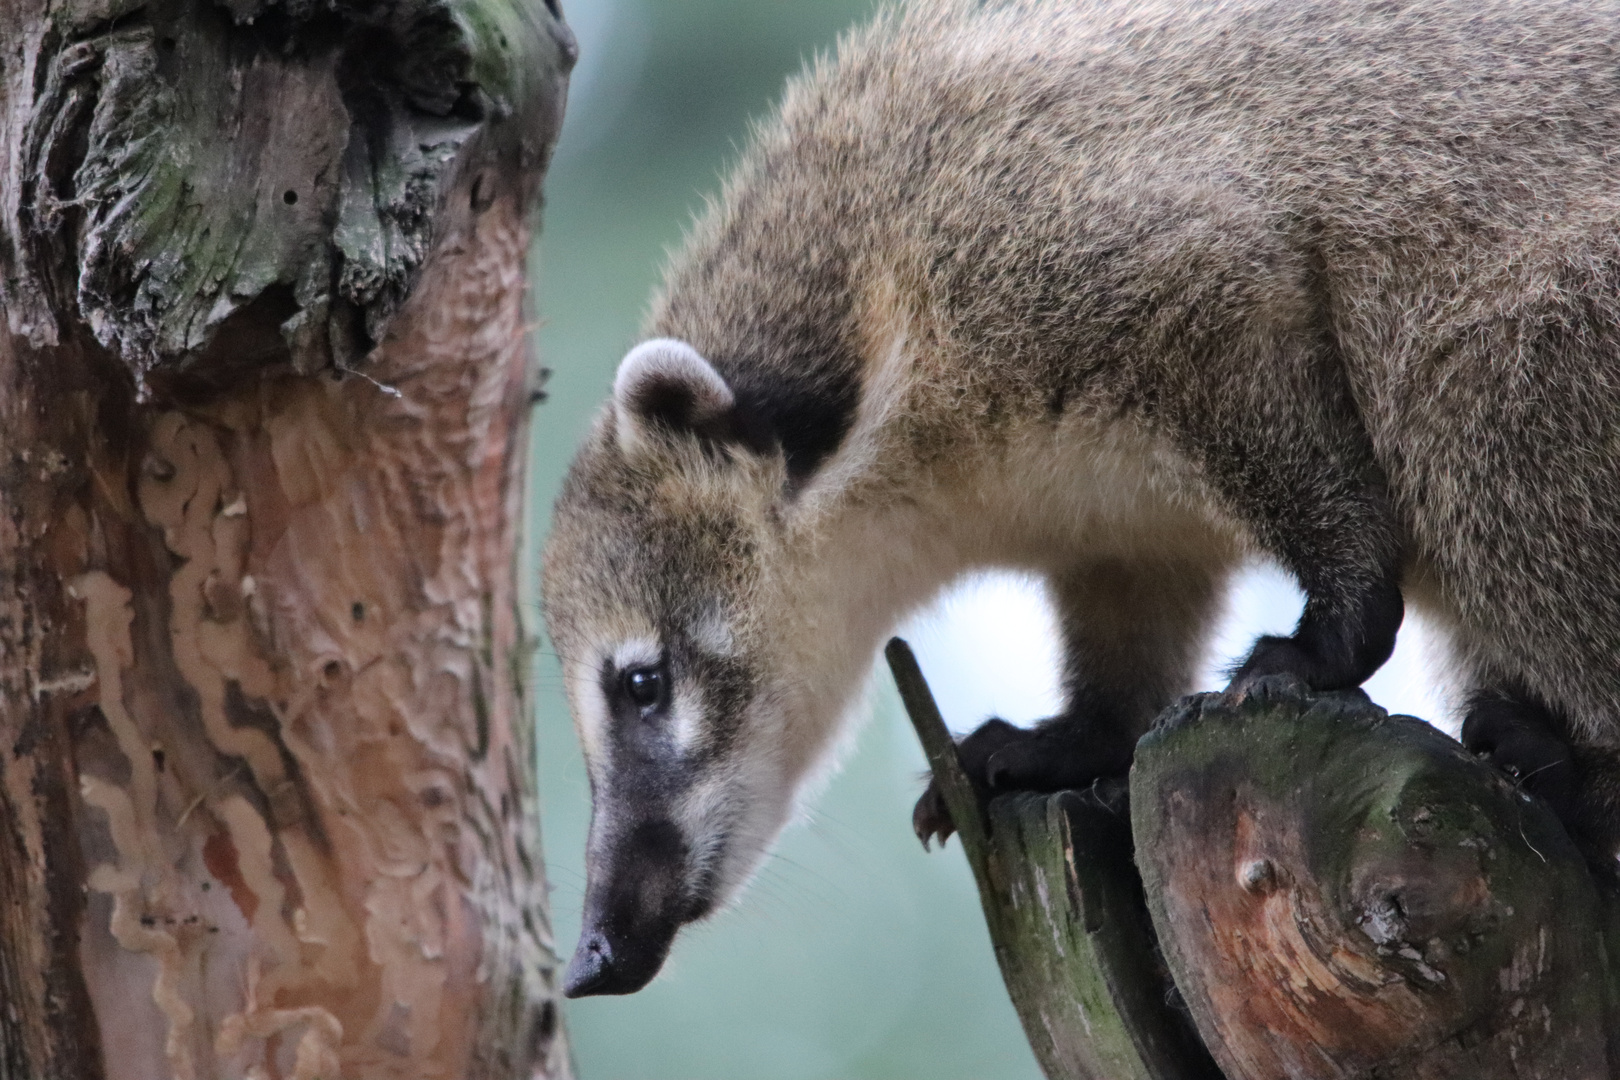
<box><xmin>891</xmin><ymin>640</ymin><xmax>1620</xmax><ymax>1080</ymax></box>
<box><xmin>0</xmin><ymin>0</ymin><xmax>574</xmax><ymax>1076</ymax></box>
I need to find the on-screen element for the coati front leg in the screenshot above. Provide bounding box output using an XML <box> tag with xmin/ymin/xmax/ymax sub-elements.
<box><xmin>914</xmin><ymin>557</ymin><xmax>1225</xmax><ymax>847</ymax></box>
<box><xmin>1201</xmin><ymin>394</ymin><xmax>1406</xmax><ymax>698</ymax></box>
<box><xmin>1228</xmin><ymin>557</ymin><xmax>1404</xmax><ymax>694</ymax></box>
<box><xmin>915</xmin><ymin>334</ymin><xmax>1408</xmax><ymax>844</ymax></box>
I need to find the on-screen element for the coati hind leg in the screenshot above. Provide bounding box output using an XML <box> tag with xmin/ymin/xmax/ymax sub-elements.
<box><xmin>1462</xmin><ymin>683</ymin><xmax>1579</xmax><ymax>823</ymax></box>
<box><xmin>913</xmin><ymin>557</ymin><xmax>1225</xmax><ymax>847</ymax></box>
<box><xmin>1462</xmin><ymin>683</ymin><xmax>1620</xmax><ymax>868</ymax></box>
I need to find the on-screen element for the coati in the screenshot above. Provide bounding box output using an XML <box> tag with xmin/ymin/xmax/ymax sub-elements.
<box><xmin>542</xmin><ymin>0</ymin><xmax>1620</xmax><ymax>997</ymax></box>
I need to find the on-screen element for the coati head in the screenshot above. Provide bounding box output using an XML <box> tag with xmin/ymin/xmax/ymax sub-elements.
<box><xmin>542</xmin><ymin>338</ymin><xmax>885</xmax><ymax>997</ymax></box>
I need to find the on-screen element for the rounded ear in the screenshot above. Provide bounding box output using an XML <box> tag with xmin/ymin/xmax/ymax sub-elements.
<box><xmin>613</xmin><ymin>339</ymin><xmax>774</xmax><ymax>458</ymax></box>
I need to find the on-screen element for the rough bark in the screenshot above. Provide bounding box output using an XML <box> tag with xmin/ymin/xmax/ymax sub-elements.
<box><xmin>0</xmin><ymin>0</ymin><xmax>574</xmax><ymax>1076</ymax></box>
<box><xmin>894</xmin><ymin>640</ymin><xmax>1620</xmax><ymax>1080</ymax></box>
<box><xmin>887</xmin><ymin>639</ymin><xmax>1220</xmax><ymax>1080</ymax></box>
<box><xmin>1133</xmin><ymin>684</ymin><xmax>1618</xmax><ymax>1080</ymax></box>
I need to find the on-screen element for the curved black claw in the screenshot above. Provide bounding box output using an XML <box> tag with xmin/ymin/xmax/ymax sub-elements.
<box><xmin>912</xmin><ymin>718</ymin><xmax>1022</xmax><ymax>850</ymax></box>
<box><xmin>912</xmin><ymin>715</ymin><xmax>1135</xmax><ymax>851</ymax></box>
<box><xmin>912</xmin><ymin>782</ymin><xmax>954</xmax><ymax>850</ymax></box>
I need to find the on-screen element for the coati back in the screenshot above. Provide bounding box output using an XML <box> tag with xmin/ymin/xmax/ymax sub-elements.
<box><xmin>543</xmin><ymin>0</ymin><xmax>1620</xmax><ymax>996</ymax></box>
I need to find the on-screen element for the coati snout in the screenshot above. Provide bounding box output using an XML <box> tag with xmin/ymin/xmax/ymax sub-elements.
<box><xmin>566</xmin><ymin>820</ymin><xmax>696</xmax><ymax>997</ymax></box>
<box><xmin>546</xmin><ymin>0</ymin><xmax>1620</xmax><ymax>994</ymax></box>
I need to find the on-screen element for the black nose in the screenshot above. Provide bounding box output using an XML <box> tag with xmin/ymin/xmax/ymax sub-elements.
<box><xmin>567</xmin><ymin>818</ymin><xmax>693</xmax><ymax>996</ymax></box>
<box><xmin>562</xmin><ymin>926</ymin><xmax>671</xmax><ymax>997</ymax></box>
<box><xmin>562</xmin><ymin>931</ymin><xmax>617</xmax><ymax>997</ymax></box>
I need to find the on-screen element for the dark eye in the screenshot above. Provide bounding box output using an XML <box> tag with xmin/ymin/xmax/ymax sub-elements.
<box><xmin>622</xmin><ymin>665</ymin><xmax>667</xmax><ymax>711</ymax></box>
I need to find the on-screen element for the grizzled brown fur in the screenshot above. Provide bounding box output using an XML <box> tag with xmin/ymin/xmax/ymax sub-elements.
<box><xmin>545</xmin><ymin>0</ymin><xmax>1620</xmax><ymax>996</ymax></box>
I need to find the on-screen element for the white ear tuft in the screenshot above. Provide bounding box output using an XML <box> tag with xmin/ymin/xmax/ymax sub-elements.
<box><xmin>613</xmin><ymin>339</ymin><xmax>739</xmax><ymax>456</ymax></box>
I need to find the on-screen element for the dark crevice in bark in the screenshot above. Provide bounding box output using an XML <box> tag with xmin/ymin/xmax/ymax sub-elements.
<box><xmin>10</xmin><ymin>0</ymin><xmax>573</xmax><ymax>388</ymax></box>
<box><xmin>33</xmin><ymin>699</ymin><xmax>103</xmax><ymax>1080</ymax></box>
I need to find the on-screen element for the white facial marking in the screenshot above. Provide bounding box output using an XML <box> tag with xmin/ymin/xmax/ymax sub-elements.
<box><xmin>667</xmin><ymin>685</ymin><xmax>703</xmax><ymax>754</ymax></box>
<box><xmin>569</xmin><ymin>655</ymin><xmax>611</xmax><ymax>770</ymax></box>
<box><xmin>689</xmin><ymin>608</ymin><xmax>735</xmax><ymax>656</ymax></box>
<box><xmin>612</xmin><ymin>637</ymin><xmax>661</xmax><ymax>673</ymax></box>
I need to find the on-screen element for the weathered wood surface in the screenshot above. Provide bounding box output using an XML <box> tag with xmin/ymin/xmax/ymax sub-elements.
<box><xmin>887</xmin><ymin>638</ymin><xmax>1221</xmax><ymax>1080</ymax></box>
<box><xmin>1134</xmin><ymin>682</ymin><xmax>1619</xmax><ymax>1080</ymax></box>
<box><xmin>894</xmin><ymin>640</ymin><xmax>1620</xmax><ymax>1080</ymax></box>
<box><xmin>0</xmin><ymin>0</ymin><xmax>575</xmax><ymax>1076</ymax></box>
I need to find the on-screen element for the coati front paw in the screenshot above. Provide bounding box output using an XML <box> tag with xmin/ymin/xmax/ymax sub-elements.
<box><xmin>911</xmin><ymin>785</ymin><xmax>956</xmax><ymax>851</ymax></box>
<box><xmin>1229</xmin><ymin>578</ymin><xmax>1405</xmax><ymax>694</ymax></box>
<box><xmin>913</xmin><ymin>718</ymin><xmax>1021</xmax><ymax>849</ymax></box>
<box><xmin>912</xmin><ymin>716</ymin><xmax>1135</xmax><ymax>849</ymax></box>
<box><xmin>1461</xmin><ymin>687</ymin><xmax>1580</xmax><ymax>831</ymax></box>
<box><xmin>1227</xmin><ymin>635</ymin><xmax>1318</xmax><ymax>693</ymax></box>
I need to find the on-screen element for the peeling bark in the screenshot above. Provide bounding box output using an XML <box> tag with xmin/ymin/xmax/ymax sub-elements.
<box><xmin>0</xmin><ymin>0</ymin><xmax>574</xmax><ymax>1076</ymax></box>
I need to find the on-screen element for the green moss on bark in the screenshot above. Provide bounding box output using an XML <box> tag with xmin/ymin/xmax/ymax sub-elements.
<box><xmin>10</xmin><ymin>0</ymin><xmax>574</xmax><ymax>385</ymax></box>
<box><xmin>1133</xmin><ymin>683</ymin><xmax>1617</xmax><ymax>1080</ymax></box>
<box><xmin>888</xmin><ymin>639</ymin><xmax>1220</xmax><ymax>1080</ymax></box>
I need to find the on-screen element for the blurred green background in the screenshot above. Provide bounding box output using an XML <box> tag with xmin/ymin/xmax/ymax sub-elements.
<box><xmin>524</xmin><ymin>1</ymin><xmax>1047</xmax><ymax>1077</ymax></box>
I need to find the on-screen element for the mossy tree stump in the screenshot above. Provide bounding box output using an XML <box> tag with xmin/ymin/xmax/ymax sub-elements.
<box><xmin>889</xmin><ymin>640</ymin><xmax>1620</xmax><ymax>1080</ymax></box>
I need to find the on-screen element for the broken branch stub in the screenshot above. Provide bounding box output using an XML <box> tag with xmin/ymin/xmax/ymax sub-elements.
<box><xmin>5</xmin><ymin>0</ymin><xmax>576</xmax><ymax>387</ymax></box>
<box><xmin>1132</xmin><ymin>683</ymin><xmax>1618</xmax><ymax>1080</ymax></box>
<box><xmin>897</xmin><ymin>642</ymin><xmax>1620</xmax><ymax>1080</ymax></box>
<box><xmin>886</xmin><ymin>638</ymin><xmax>1221</xmax><ymax>1080</ymax></box>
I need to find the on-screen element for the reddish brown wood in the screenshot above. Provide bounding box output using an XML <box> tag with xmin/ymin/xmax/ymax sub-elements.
<box><xmin>0</xmin><ymin>0</ymin><xmax>575</xmax><ymax>1075</ymax></box>
<box><xmin>1133</xmin><ymin>685</ymin><xmax>1617</xmax><ymax>1080</ymax></box>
